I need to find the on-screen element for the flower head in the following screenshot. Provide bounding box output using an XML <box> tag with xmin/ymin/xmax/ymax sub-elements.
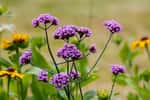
<box><xmin>131</xmin><ymin>36</ymin><xmax>150</xmax><ymax>49</ymax></box>
<box><xmin>12</xmin><ymin>33</ymin><xmax>28</xmax><ymax>43</ymax></box>
<box><xmin>77</xmin><ymin>27</ymin><xmax>92</xmax><ymax>37</ymax></box>
<box><xmin>54</xmin><ymin>25</ymin><xmax>77</xmax><ymax>40</ymax></box>
<box><xmin>104</xmin><ymin>20</ymin><xmax>122</xmax><ymax>33</ymax></box>
<box><xmin>0</xmin><ymin>68</ymin><xmax>23</xmax><ymax>79</ymax></box>
<box><xmin>69</xmin><ymin>70</ymin><xmax>80</xmax><ymax>80</ymax></box>
<box><xmin>111</xmin><ymin>64</ymin><xmax>125</xmax><ymax>75</ymax></box>
<box><xmin>32</xmin><ymin>18</ymin><xmax>39</xmax><ymax>28</ymax></box>
<box><xmin>97</xmin><ymin>89</ymin><xmax>109</xmax><ymax>100</ymax></box>
<box><xmin>32</xmin><ymin>13</ymin><xmax>59</xmax><ymax>27</ymax></box>
<box><xmin>57</xmin><ymin>43</ymin><xmax>83</xmax><ymax>60</ymax></box>
<box><xmin>38</xmin><ymin>70</ymin><xmax>48</xmax><ymax>82</ymax></box>
<box><xmin>50</xmin><ymin>72</ymin><xmax>69</xmax><ymax>89</ymax></box>
<box><xmin>19</xmin><ymin>50</ymin><xmax>32</xmax><ymax>65</ymax></box>
<box><xmin>0</xmin><ymin>39</ymin><xmax>12</xmax><ymax>49</ymax></box>
<box><xmin>89</xmin><ymin>44</ymin><xmax>97</xmax><ymax>53</ymax></box>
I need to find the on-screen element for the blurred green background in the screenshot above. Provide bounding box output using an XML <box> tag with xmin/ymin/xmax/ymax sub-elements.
<box><xmin>0</xmin><ymin>0</ymin><xmax>150</xmax><ymax>99</ymax></box>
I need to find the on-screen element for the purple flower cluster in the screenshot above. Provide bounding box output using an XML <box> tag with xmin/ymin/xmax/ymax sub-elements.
<box><xmin>50</xmin><ymin>72</ymin><xmax>69</xmax><ymax>89</ymax></box>
<box><xmin>19</xmin><ymin>50</ymin><xmax>32</xmax><ymax>65</ymax></box>
<box><xmin>57</xmin><ymin>43</ymin><xmax>83</xmax><ymax>60</ymax></box>
<box><xmin>38</xmin><ymin>70</ymin><xmax>48</xmax><ymax>82</ymax></box>
<box><xmin>111</xmin><ymin>64</ymin><xmax>125</xmax><ymax>75</ymax></box>
<box><xmin>53</xmin><ymin>25</ymin><xmax>77</xmax><ymax>40</ymax></box>
<box><xmin>77</xmin><ymin>27</ymin><xmax>92</xmax><ymax>37</ymax></box>
<box><xmin>89</xmin><ymin>44</ymin><xmax>97</xmax><ymax>53</ymax></box>
<box><xmin>104</xmin><ymin>20</ymin><xmax>122</xmax><ymax>33</ymax></box>
<box><xmin>69</xmin><ymin>70</ymin><xmax>80</xmax><ymax>80</ymax></box>
<box><xmin>32</xmin><ymin>13</ymin><xmax>59</xmax><ymax>28</ymax></box>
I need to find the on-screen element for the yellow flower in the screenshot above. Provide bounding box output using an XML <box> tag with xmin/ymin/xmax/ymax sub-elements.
<box><xmin>0</xmin><ymin>39</ymin><xmax>12</xmax><ymax>49</ymax></box>
<box><xmin>131</xmin><ymin>36</ymin><xmax>150</xmax><ymax>49</ymax></box>
<box><xmin>97</xmin><ymin>89</ymin><xmax>109</xmax><ymax>99</ymax></box>
<box><xmin>12</xmin><ymin>33</ymin><xmax>28</xmax><ymax>43</ymax></box>
<box><xmin>0</xmin><ymin>68</ymin><xmax>23</xmax><ymax>79</ymax></box>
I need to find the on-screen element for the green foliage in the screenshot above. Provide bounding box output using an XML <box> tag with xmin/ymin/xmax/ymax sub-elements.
<box><xmin>0</xmin><ymin>56</ymin><xmax>12</xmax><ymax>67</ymax></box>
<box><xmin>0</xmin><ymin>5</ymin><xmax>8</xmax><ymax>16</ymax></box>
<box><xmin>83</xmin><ymin>90</ymin><xmax>97</xmax><ymax>100</ymax></box>
<box><xmin>31</xmin><ymin>37</ymin><xmax>51</xmax><ymax>69</ymax></box>
<box><xmin>119</xmin><ymin>42</ymin><xmax>139</xmax><ymax>67</ymax></box>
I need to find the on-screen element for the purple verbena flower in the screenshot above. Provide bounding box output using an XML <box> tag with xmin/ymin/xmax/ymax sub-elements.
<box><xmin>32</xmin><ymin>13</ymin><xmax>59</xmax><ymax>27</ymax></box>
<box><xmin>77</xmin><ymin>27</ymin><xmax>92</xmax><ymax>37</ymax></box>
<box><xmin>50</xmin><ymin>72</ymin><xmax>69</xmax><ymax>89</ymax></box>
<box><xmin>57</xmin><ymin>43</ymin><xmax>83</xmax><ymax>60</ymax></box>
<box><xmin>69</xmin><ymin>70</ymin><xmax>80</xmax><ymax>80</ymax></box>
<box><xmin>89</xmin><ymin>44</ymin><xmax>97</xmax><ymax>53</ymax></box>
<box><xmin>104</xmin><ymin>20</ymin><xmax>122</xmax><ymax>33</ymax></box>
<box><xmin>32</xmin><ymin>18</ymin><xmax>39</xmax><ymax>28</ymax></box>
<box><xmin>53</xmin><ymin>25</ymin><xmax>77</xmax><ymax>40</ymax></box>
<box><xmin>19</xmin><ymin>50</ymin><xmax>32</xmax><ymax>65</ymax></box>
<box><xmin>111</xmin><ymin>64</ymin><xmax>125</xmax><ymax>75</ymax></box>
<box><xmin>38</xmin><ymin>70</ymin><xmax>48</xmax><ymax>82</ymax></box>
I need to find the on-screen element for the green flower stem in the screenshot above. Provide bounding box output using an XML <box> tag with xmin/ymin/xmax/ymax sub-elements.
<box><xmin>44</xmin><ymin>24</ymin><xmax>60</xmax><ymax>73</ymax></box>
<box><xmin>7</xmin><ymin>76</ymin><xmax>11</xmax><ymax>100</ymax></box>
<box><xmin>66</xmin><ymin>60</ymin><xmax>71</xmax><ymax>100</ymax></box>
<box><xmin>88</xmin><ymin>33</ymin><xmax>113</xmax><ymax>75</ymax></box>
<box><xmin>108</xmin><ymin>75</ymin><xmax>118</xmax><ymax>100</ymax></box>
<box><xmin>15</xmin><ymin>48</ymin><xmax>24</xmax><ymax>100</ymax></box>
<box><xmin>145</xmin><ymin>45</ymin><xmax>150</xmax><ymax>61</ymax></box>
<box><xmin>73</xmin><ymin>61</ymin><xmax>83</xmax><ymax>100</ymax></box>
<box><xmin>44</xmin><ymin>24</ymin><xmax>71</xmax><ymax>99</ymax></box>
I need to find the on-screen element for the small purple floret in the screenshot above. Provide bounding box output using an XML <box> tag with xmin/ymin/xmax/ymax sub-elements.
<box><xmin>38</xmin><ymin>70</ymin><xmax>48</xmax><ymax>82</ymax></box>
<box><xmin>19</xmin><ymin>50</ymin><xmax>32</xmax><ymax>65</ymax></box>
<box><xmin>111</xmin><ymin>64</ymin><xmax>125</xmax><ymax>75</ymax></box>
<box><xmin>57</xmin><ymin>43</ymin><xmax>83</xmax><ymax>60</ymax></box>
<box><xmin>50</xmin><ymin>72</ymin><xmax>69</xmax><ymax>89</ymax></box>
<box><xmin>54</xmin><ymin>25</ymin><xmax>77</xmax><ymax>40</ymax></box>
<box><xmin>104</xmin><ymin>20</ymin><xmax>122</xmax><ymax>33</ymax></box>
<box><xmin>32</xmin><ymin>13</ymin><xmax>59</xmax><ymax>27</ymax></box>
<box><xmin>89</xmin><ymin>44</ymin><xmax>97</xmax><ymax>53</ymax></box>
<box><xmin>69</xmin><ymin>70</ymin><xmax>80</xmax><ymax>80</ymax></box>
<box><xmin>77</xmin><ymin>27</ymin><xmax>92</xmax><ymax>37</ymax></box>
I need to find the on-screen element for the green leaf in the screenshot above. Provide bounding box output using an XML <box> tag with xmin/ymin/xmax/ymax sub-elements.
<box><xmin>112</xmin><ymin>35</ymin><xmax>123</xmax><ymax>46</ymax></box>
<box><xmin>31</xmin><ymin>76</ymin><xmax>48</xmax><ymax>100</ymax></box>
<box><xmin>0</xmin><ymin>56</ymin><xmax>12</xmax><ymax>67</ymax></box>
<box><xmin>83</xmin><ymin>90</ymin><xmax>97</xmax><ymax>100</ymax></box>
<box><xmin>119</xmin><ymin>42</ymin><xmax>139</xmax><ymax>67</ymax></box>
<box><xmin>31</xmin><ymin>37</ymin><xmax>46</xmax><ymax>49</ymax></box>
<box><xmin>82</xmin><ymin>73</ymin><xmax>99</xmax><ymax>87</ymax></box>
<box><xmin>31</xmin><ymin>47</ymin><xmax>51</xmax><ymax>69</ymax></box>
<box><xmin>127</xmin><ymin>92</ymin><xmax>139</xmax><ymax>100</ymax></box>
<box><xmin>140</xmin><ymin>70</ymin><xmax>150</xmax><ymax>82</ymax></box>
<box><xmin>23</xmin><ymin>67</ymin><xmax>42</xmax><ymax>75</ymax></box>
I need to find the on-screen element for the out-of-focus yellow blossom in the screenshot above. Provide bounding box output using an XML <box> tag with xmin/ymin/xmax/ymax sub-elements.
<box><xmin>131</xmin><ymin>36</ymin><xmax>150</xmax><ymax>49</ymax></box>
<box><xmin>12</xmin><ymin>33</ymin><xmax>28</xmax><ymax>43</ymax></box>
<box><xmin>0</xmin><ymin>39</ymin><xmax>12</xmax><ymax>49</ymax></box>
<box><xmin>0</xmin><ymin>68</ymin><xmax>23</xmax><ymax>79</ymax></box>
<box><xmin>97</xmin><ymin>89</ymin><xmax>109</xmax><ymax>100</ymax></box>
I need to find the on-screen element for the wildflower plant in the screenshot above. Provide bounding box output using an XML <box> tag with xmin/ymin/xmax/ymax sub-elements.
<box><xmin>2</xmin><ymin>12</ymin><xmax>147</xmax><ymax>100</ymax></box>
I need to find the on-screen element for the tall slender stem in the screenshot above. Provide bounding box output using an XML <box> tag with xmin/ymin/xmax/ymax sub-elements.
<box><xmin>88</xmin><ymin>33</ymin><xmax>113</xmax><ymax>75</ymax></box>
<box><xmin>7</xmin><ymin>76</ymin><xmax>10</xmax><ymax>100</ymax></box>
<box><xmin>43</xmin><ymin>24</ymin><xmax>71</xmax><ymax>99</ymax></box>
<box><xmin>66</xmin><ymin>60</ymin><xmax>71</xmax><ymax>100</ymax></box>
<box><xmin>145</xmin><ymin>45</ymin><xmax>150</xmax><ymax>61</ymax></box>
<box><xmin>44</xmin><ymin>24</ymin><xmax>60</xmax><ymax>73</ymax></box>
<box><xmin>15</xmin><ymin>48</ymin><xmax>24</xmax><ymax>100</ymax></box>
<box><xmin>73</xmin><ymin>61</ymin><xmax>83</xmax><ymax>100</ymax></box>
<box><xmin>108</xmin><ymin>75</ymin><xmax>117</xmax><ymax>100</ymax></box>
